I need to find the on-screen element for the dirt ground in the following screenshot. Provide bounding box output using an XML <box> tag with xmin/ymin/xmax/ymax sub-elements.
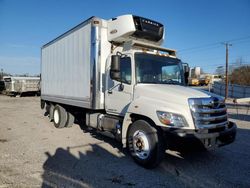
<box><xmin>0</xmin><ymin>95</ymin><xmax>249</xmax><ymax>188</ymax></box>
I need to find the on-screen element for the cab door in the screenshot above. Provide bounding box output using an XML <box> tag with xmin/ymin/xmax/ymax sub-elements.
<box><xmin>105</xmin><ymin>55</ymin><xmax>133</xmax><ymax>116</ymax></box>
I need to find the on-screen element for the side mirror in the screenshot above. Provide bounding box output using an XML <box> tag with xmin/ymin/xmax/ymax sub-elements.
<box><xmin>182</xmin><ymin>63</ymin><xmax>190</xmax><ymax>85</ymax></box>
<box><xmin>184</xmin><ymin>66</ymin><xmax>190</xmax><ymax>75</ymax></box>
<box><xmin>110</xmin><ymin>55</ymin><xmax>121</xmax><ymax>81</ymax></box>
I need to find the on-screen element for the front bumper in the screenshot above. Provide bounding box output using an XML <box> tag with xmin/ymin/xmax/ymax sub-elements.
<box><xmin>162</xmin><ymin>121</ymin><xmax>237</xmax><ymax>151</ymax></box>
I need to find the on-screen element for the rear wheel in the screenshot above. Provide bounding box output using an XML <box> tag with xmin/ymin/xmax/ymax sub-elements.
<box><xmin>65</xmin><ymin>111</ymin><xmax>75</xmax><ymax>127</ymax></box>
<box><xmin>49</xmin><ymin>104</ymin><xmax>54</xmax><ymax>120</ymax></box>
<box><xmin>127</xmin><ymin>120</ymin><xmax>165</xmax><ymax>168</ymax></box>
<box><xmin>41</xmin><ymin>99</ymin><xmax>45</xmax><ymax>109</ymax></box>
<box><xmin>53</xmin><ymin>105</ymin><xmax>68</xmax><ymax>128</ymax></box>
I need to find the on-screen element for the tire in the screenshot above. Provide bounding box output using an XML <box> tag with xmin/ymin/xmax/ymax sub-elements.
<box><xmin>53</xmin><ymin>105</ymin><xmax>68</xmax><ymax>128</ymax></box>
<box><xmin>41</xmin><ymin>99</ymin><xmax>45</xmax><ymax>109</ymax></box>
<box><xmin>44</xmin><ymin>103</ymin><xmax>50</xmax><ymax>116</ymax></box>
<box><xmin>49</xmin><ymin>104</ymin><xmax>54</xmax><ymax>120</ymax></box>
<box><xmin>127</xmin><ymin>120</ymin><xmax>165</xmax><ymax>168</ymax></box>
<box><xmin>65</xmin><ymin>111</ymin><xmax>75</xmax><ymax>128</ymax></box>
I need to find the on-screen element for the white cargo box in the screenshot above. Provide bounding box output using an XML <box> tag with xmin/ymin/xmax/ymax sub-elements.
<box><xmin>41</xmin><ymin>17</ymin><xmax>110</xmax><ymax>109</ymax></box>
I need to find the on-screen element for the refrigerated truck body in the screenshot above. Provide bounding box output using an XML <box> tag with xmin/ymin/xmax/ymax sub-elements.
<box><xmin>41</xmin><ymin>15</ymin><xmax>236</xmax><ymax>168</ymax></box>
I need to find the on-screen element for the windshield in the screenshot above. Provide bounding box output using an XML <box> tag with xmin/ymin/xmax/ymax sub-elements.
<box><xmin>135</xmin><ymin>53</ymin><xmax>184</xmax><ymax>85</ymax></box>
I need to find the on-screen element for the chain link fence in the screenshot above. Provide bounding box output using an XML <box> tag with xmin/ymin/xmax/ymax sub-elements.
<box><xmin>213</xmin><ymin>82</ymin><xmax>250</xmax><ymax>98</ymax></box>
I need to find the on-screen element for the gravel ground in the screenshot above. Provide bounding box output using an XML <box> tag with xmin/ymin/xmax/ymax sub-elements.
<box><xmin>0</xmin><ymin>95</ymin><xmax>249</xmax><ymax>188</ymax></box>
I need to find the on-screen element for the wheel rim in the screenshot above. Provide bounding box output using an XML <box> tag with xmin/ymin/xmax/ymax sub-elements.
<box><xmin>54</xmin><ymin>109</ymin><xmax>59</xmax><ymax>124</ymax></box>
<box><xmin>132</xmin><ymin>130</ymin><xmax>150</xmax><ymax>160</ymax></box>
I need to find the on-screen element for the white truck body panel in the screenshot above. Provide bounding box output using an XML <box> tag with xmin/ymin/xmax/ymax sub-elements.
<box><xmin>41</xmin><ymin>17</ymin><xmax>110</xmax><ymax>109</ymax></box>
<box><xmin>132</xmin><ymin>84</ymin><xmax>209</xmax><ymax>129</ymax></box>
<box><xmin>42</xmin><ymin>24</ymin><xmax>91</xmax><ymax>102</ymax></box>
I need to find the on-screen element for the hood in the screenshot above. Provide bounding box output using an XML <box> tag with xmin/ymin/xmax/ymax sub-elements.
<box><xmin>134</xmin><ymin>84</ymin><xmax>212</xmax><ymax>105</ymax></box>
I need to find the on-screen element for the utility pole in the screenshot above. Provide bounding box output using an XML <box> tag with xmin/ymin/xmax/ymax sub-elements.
<box><xmin>223</xmin><ymin>43</ymin><xmax>232</xmax><ymax>99</ymax></box>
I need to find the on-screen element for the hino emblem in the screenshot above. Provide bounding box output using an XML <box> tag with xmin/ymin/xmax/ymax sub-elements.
<box><xmin>211</xmin><ymin>97</ymin><xmax>220</xmax><ymax>108</ymax></box>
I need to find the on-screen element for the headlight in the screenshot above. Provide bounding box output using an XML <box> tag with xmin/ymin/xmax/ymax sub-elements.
<box><xmin>156</xmin><ymin>111</ymin><xmax>188</xmax><ymax>127</ymax></box>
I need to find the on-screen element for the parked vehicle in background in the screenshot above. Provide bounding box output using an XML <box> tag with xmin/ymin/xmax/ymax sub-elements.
<box><xmin>188</xmin><ymin>67</ymin><xmax>200</xmax><ymax>86</ymax></box>
<box><xmin>0</xmin><ymin>81</ymin><xmax>5</xmax><ymax>93</ymax></box>
<box><xmin>210</xmin><ymin>75</ymin><xmax>223</xmax><ymax>84</ymax></box>
<box><xmin>41</xmin><ymin>15</ymin><xmax>237</xmax><ymax>168</ymax></box>
<box><xmin>188</xmin><ymin>67</ymin><xmax>210</xmax><ymax>86</ymax></box>
<box><xmin>188</xmin><ymin>77</ymin><xmax>200</xmax><ymax>86</ymax></box>
<box><xmin>4</xmin><ymin>76</ymin><xmax>40</xmax><ymax>97</ymax></box>
<box><xmin>199</xmin><ymin>75</ymin><xmax>210</xmax><ymax>86</ymax></box>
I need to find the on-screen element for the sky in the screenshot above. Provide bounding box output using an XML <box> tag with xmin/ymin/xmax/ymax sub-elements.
<box><xmin>0</xmin><ymin>0</ymin><xmax>250</xmax><ymax>75</ymax></box>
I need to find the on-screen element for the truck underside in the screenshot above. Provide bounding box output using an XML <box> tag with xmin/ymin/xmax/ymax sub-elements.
<box><xmin>41</xmin><ymin>98</ymin><xmax>236</xmax><ymax>168</ymax></box>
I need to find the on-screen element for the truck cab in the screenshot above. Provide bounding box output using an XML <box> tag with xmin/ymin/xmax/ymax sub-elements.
<box><xmin>104</xmin><ymin>15</ymin><xmax>236</xmax><ymax>167</ymax></box>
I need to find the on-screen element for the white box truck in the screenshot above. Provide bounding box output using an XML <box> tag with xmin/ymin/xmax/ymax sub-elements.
<box><xmin>41</xmin><ymin>15</ymin><xmax>236</xmax><ymax>168</ymax></box>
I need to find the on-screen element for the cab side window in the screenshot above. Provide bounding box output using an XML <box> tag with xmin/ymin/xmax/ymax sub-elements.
<box><xmin>120</xmin><ymin>57</ymin><xmax>132</xmax><ymax>84</ymax></box>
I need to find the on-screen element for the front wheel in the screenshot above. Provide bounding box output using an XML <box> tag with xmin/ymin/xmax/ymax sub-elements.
<box><xmin>127</xmin><ymin>120</ymin><xmax>165</xmax><ymax>168</ymax></box>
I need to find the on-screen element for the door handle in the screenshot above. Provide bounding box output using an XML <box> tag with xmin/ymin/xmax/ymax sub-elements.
<box><xmin>108</xmin><ymin>83</ymin><xmax>124</xmax><ymax>94</ymax></box>
<box><xmin>118</xmin><ymin>84</ymin><xmax>124</xmax><ymax>91</ymax></box>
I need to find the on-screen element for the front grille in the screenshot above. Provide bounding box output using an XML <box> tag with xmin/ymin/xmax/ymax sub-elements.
<box><xmin>189</xmin><ymin>97</ymin><xmax>228</xmax><ymax>129</ymax></box>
